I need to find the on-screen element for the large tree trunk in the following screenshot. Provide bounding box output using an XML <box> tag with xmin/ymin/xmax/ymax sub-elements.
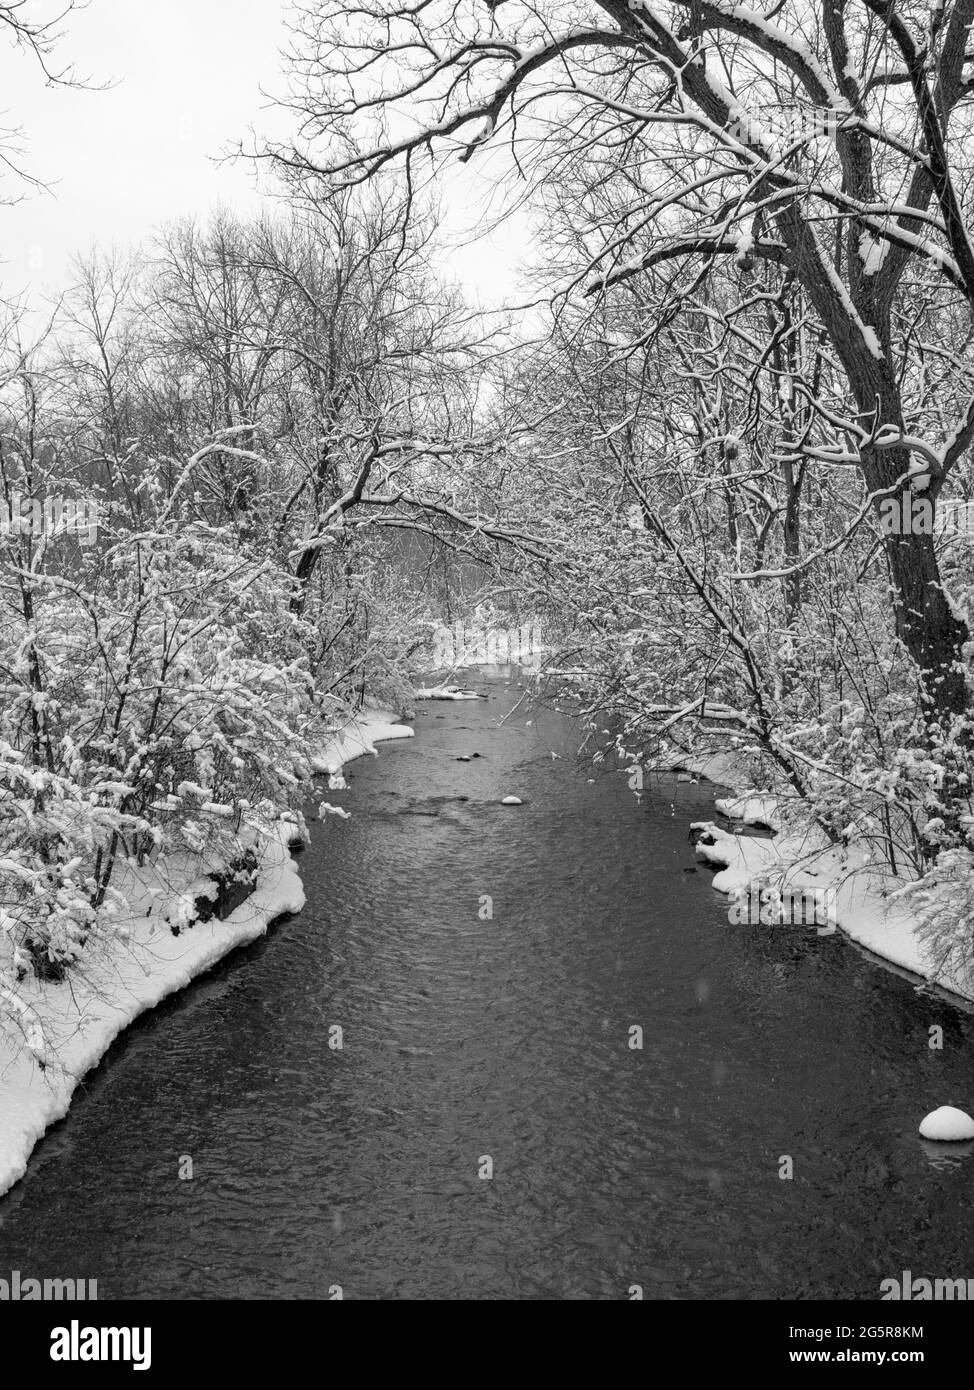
<box><xmin>865</xmin><ymin>440</ymin><xmax>970</xmax><ymax>725</ymax></box>
<box><xmin>811</xmin><ymin>297</ymin><xmax>971</xmax><ymax>727</ymax></box>
<box><xmin>884</xmin><ymin>515</ymin><xmax>970</xmax><ymax>722</ymax></box>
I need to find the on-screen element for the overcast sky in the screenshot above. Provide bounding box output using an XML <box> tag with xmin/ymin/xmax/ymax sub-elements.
<box><xmin>0</xmin><ymin>0</ymin><xmax>527</xmax><ymax>307</ymax></box>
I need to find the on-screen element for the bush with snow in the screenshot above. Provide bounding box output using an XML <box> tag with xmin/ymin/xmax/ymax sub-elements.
<box><xmin>0</xmin><ymin>507</ymin><xmax>319</xmax><ymax>1056</ymax></box>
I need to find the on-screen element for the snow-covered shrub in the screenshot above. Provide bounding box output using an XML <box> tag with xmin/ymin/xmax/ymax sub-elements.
<box><xmin>0</xmin><ymin>515</ymin><xmax>317</xmax><ymax>985</ymax></box>
<box><xmin>896</xmin><ymin>847</ymin><xmax>974</xmax><ymax>993</ymax></box>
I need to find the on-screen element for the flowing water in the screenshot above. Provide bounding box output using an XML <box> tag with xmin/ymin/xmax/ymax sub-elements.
<box><xmin>1</xmin><ymin>673</ymin><xmax>972</xmax><ymax>1299</ymax></box>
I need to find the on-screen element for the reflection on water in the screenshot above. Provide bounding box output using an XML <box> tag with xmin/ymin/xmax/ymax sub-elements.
<box><xmin>0</xmin><ymin>673</ymin><xmax>972</xmax><ymax>1299</ymax></box>
<box><xmin>920</xmin><ymin>1139</ymin><xmax>974</xmax><ymax>1171</ymax></box>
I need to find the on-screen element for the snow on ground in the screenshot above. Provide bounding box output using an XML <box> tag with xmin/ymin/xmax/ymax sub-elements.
<box><xmin>309</xmin><ymin>706</ymin><xmax>414</xmax><ymax>775</ymax></box>
<box><xmin>0</xmin><ymin>706</ymin><xmax>413</xmax><ymax>1199</ymax></box>
<box><xmin>660</xmin><ymin>744</ymin><xmax>973</xmax><ymax>1005</ymax></box>
<box><xmin>0</xmin><ymin>824</ymin><xmax>304</xmax><ymax>1199</ymax></box>
<box><xmin>413</xmin><ymin>685</ymin><xmax>483</xmax><ymax>701</ymax></box>
<box><xmin>692</xmin><ymin>818</ymin><xmax>974</xmax><ymax>1006</ymax></box>
<box><xmin>659</xmin><ymin>747</ymin><xmax>754</xmax><ymax>788</ymax></box>
<box><xmin>713</xmin><ymin>792</ymin><xmax>781</xmax><ymax>831</ymax></box>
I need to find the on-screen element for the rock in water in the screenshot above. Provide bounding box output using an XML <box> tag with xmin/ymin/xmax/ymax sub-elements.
<box><xmin>918</xmin><ymin>1106</ymin><xmax>974</xmax><ymax>1141</ymax></box>
<box><xmin>501</xmin><ymin>795</ymin><xmax>523</xmax><ymax>806</ymax></box>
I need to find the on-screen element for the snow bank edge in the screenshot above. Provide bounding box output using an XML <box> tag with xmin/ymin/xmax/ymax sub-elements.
<box><xmin>0</xmin><ymin>710</ymin><xmax>413</xmax><ymax>1200</ymax></box>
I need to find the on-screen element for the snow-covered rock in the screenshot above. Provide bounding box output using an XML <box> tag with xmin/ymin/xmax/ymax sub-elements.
<box><xmin>918</xmin><ymin>1106</ymin><xmax>974</xmax><ymax>1142</ymax></box>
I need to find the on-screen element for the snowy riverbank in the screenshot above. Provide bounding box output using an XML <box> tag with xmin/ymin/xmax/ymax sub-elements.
<box><xmin>0</xmin><ymin>708</ymin><xmax>413</xmax><ymax>1199</ymax></box>
<box><xmin>674</xmin><ymin>755</ymin><xmax>974</xmax><ymax>1008</ymax></box>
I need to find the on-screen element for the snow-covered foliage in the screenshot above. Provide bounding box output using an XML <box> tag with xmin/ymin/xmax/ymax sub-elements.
<box><xmin>268</xmin><ymin>2</ymin><xmax>974</xmax><ymax>980</ymax></box>
<box><xmin>0</xmin><ymin>182</ymin><xmax>524</xmax><ymax>1070</ymax></box>
<box><xmin>12</xmin><ymin>0</ymin><xmax>974</xmax><ymax>1079</ymax></box>
<box><xmin>469</xmin><ymin>272</ymin><xmax>974</xmax><ymax>980</ymax></box>
<box><xmin>0</xmin><ymin>506</ymin><xmax>319</xmax><ymax>1031</ymax></box>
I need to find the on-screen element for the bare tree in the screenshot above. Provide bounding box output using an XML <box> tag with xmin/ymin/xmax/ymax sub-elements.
<box><xmin>0</xmin><ymin>1</ymin><xmax>91</xmax><ymax>197</ymax></box>
<box><xmin>264</xmin><ymin>0</ymin><xmax>974</xmax><ymax>731</ymax></box>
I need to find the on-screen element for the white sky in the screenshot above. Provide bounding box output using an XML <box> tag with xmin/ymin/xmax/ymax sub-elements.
<box><xmin>0</xmin><ymin>0</ymin><xmax>529</xmax><ymax>307</ymax></box>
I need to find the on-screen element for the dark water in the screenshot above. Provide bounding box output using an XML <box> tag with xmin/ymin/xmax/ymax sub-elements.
<box><xmin>1</xmin><ymin>675</ymin><xmax>972</xmax><ymax>1299</ymax></box>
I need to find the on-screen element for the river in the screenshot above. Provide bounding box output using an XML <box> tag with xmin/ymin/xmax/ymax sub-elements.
<box><xmin>1</xmin><ymin>673</ymin><xmax>971</xmax><ymax>1298</ymax></box>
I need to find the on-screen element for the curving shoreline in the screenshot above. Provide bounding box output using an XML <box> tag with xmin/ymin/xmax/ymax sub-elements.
<box><xmin>668</xmin><ymin>751</ymin><xmax>974</xmax><ymax>1009</ymax></box>
<box><xmin>0</xmin><ymin>709</ymin><xmax>413</xmax><ymax>1200</ymax></box>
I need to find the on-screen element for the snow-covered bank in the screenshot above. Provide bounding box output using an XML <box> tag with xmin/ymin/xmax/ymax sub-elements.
<box><xmin>309</xmin><ymin>707</ymin><xmax>414</xmax><ymax>774</ymax></box>
<box><xmin>413</xmin><ymin>684</ymin><xmax>484</xmax><ymax>701</ymax></box>
<box><xmin>0</xmin><ymin>708</ymin><xmax>413</xmax><ymax>1199</ymax></box>
<box><xmin>688</xmin><ymin>784</ymin><xmax>974</xmax><ymax>1008</ymax></box>
<box><xmin>660</xmin><ymin>747</ymin><xmax>756</xmax><ymax>791</ymax></box>
<box><xmin>660</xmin><ymin>738</ymin><xmax>973</xmax><ymax>1003</ymax></box>
<box><xmin>713</xmin><ymin>792</ymin><xmax>781</xmax><ymax>832</ymax></box>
